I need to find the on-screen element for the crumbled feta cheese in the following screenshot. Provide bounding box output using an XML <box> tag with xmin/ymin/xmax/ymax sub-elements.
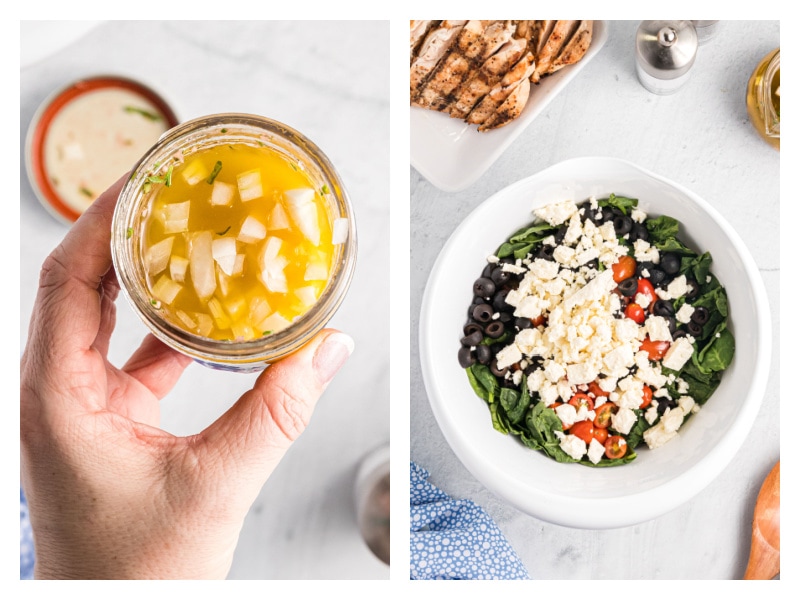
<box><xmin>555</xmin><ymin>403</ymin><xmax>578</xmax><ymax>428</ymax></box>
<box><xmin>675</xmin><ymin>303</ymin><xmax>695</xmax><ymax>324</ymax></box>
<box><xmin>496</xmin><ymin>344</ymin><xmax>522</xmax><ymax>370</ymax></box>
<box><xmin>611</xmin><ymin>407</ymin><xmax>638</xmax><ymax>434</ymax></box>
<box><xmin>587</xmin><ymin>438</ymin><xmax>606</xmax><ymax>464</ymax></box>
<box><xmin>555</xmin><ymin>431</ymin><xmax>587</xmax><ymax>460</ymax></box>
<box><xmin>645</xmin><ymin>315</ymin><xmax>673</xmax><ymax>342</ymax></box>
<box><xmin>643</xmin><ymin>421</ymin><xmax>678</xmax><ymax>449</ymax></box>
<box><xmin>534</xmin><ymin>199</ymin><xmax>579</xmax><ymax>226</ymax></box>
<box><xmin>662</xmin><ymin>337</ymin><xmax>695</xmax><ymax>371</ymax></box>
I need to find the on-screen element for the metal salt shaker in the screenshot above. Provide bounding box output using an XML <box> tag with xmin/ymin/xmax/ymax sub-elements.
<box><xmin>635</xmin><ymin>20</ymin><xmax>698</xmax><ymax>95</ymax></box>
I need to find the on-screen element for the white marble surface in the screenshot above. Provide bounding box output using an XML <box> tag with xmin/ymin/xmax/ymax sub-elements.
<box><xmin>411</xmin><ymin>20</ymin><xmax>781</xmax><ymax>579</ymax></box>
<box><xmin>20</xmin><ymin>20</ymin><xmax>389</xmax><ymax>579</ymax></box>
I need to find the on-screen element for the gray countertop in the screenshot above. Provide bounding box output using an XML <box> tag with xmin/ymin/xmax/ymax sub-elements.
<box><xmin>410</xmin><ymin>20</ymin><xmax>780</xmax><ymax>579</ymax></box>
<box><xmin>20</xmin><ymin>20</ymin><xmax>389</xmax><ymax>580</ymax></box>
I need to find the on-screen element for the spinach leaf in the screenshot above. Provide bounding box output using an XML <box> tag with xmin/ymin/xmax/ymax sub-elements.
<box><xmin>525</xmin><ymin>403</ymin><xmax>573</xmax><ymax>462</ymax></box>
<box><xmin>598</xmin><ymin>194</ymin><xmax>638</xmax><ymax>215</ymax></box>
<box><xmin>681</xmin><ymin>251</ymin><xmax>711</xmax><ymax>283</ymax></box>
<box><xmin>499</xmin><ymin>387</ymin><xmax>529</xmax><ymax>425</ymax></box>
<box><xmin>696</xmin><ymin>327</ymin><xmax>735</xmax><ymax>373</ymax></box>
<box><xmin>645</xmin><ymin>215</ymin><xmax>680</xmax><ymax>244</ymax></box>
<box><xmin>466</xmin><ymin>364</ymin><xmax>498</xmax><ymax>404</ymax></box>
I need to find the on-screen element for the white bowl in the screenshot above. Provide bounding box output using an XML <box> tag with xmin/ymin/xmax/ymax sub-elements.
<box><xmin>419</xmin><ymin>156</ymin><xmax>771</xmax><ymax>529</ymax></box>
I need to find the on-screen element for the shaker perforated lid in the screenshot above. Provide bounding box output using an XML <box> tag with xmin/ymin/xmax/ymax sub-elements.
<box><xmin>636</xmin><ymin>20</ymin><xmax>698</xmax><ymax>80</ymax></box>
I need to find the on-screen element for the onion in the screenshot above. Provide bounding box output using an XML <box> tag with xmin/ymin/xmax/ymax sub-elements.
<box><xmin>295</xmin><ymin>285</ymin><xmax>319</xmax><ymax>307</ymax></box>
<box><xmin>211</xmin><ymin>181</ymin><xmax>236</xmax><ymax>206</ymax></box>
<box><xmin>170</xmin><ymin>255</ymin><xmax>189</xmax><ymax>283</ymax></box>
<box><xmin>238</xmin><ymin>215</ymin><xmax>267</xmax><ymax>243</ymax></box>
<box><xmin>188</xmin><ymin>231</ymin><xmax>216</xmax><ymax>300</ymax></box>
<box><xmin>152</xmin><ymin>275</ymin><xmax>182</xmax><ymax>305</ymax></box>
<box><xmin>257</xmin><ymin>312</ymin><xmax>291</xmax><ymax>334</ymax></box>
<box><xmin>212</xmin><ymin>236</ymin><xmax>238</xmax><ymax>276</ymax></box>
<box><xmin>145</xmin><ymin>236</ymin><xmax>174</xmax><ymax>275</ymax></box>
<box><xmin>194</xmin><ymin>313</ymin><xmax>213</xmax><ymax>337</ymax></box>
<box><xmin>269</xmin><ymin>202</ymin><xmax>291</xmax><ymax>230</ymax></box>
<box><xmin>285</xmin><ymin>188</ymin><xmax>320</xmax><ymax>246</ymax></box>
<box><xmin>304</xmin><ymin>261</ymin><xmax>328</xmax><ymax>281</ymax></box>
<box><xmin>181</xmin><ymin>159</ymin><xmax>208</xmax><ymax>186</ymax></box>
<box><xmin>237</xmin><ymin>169</ymin><xmax>263</xmax><ymax>202</ymax></box>
<box><xmin>332</xmin><ymin>217</ymin><xmax>349</xmax><ymax>244</ymax></box>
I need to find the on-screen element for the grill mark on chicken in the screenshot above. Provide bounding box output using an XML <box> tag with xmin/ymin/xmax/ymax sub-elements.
<box><xmin>410</xmin><ymin>20</ymin><xmax>467</xmax><ymax>99</ymax></box>
<box><xmin>411</xmin><ymin>19</ymin><xmax>594</xmax><ymax>131</ymax></box>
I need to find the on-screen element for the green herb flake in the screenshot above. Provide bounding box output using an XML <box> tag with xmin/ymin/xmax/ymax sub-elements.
<box><xmin>124</xmin><ymin>106</ymin><xmax>162</xmax><ymax>121</ymax></box>
<box><xmin>217</xmin><ymin>226</ymin><xmax>231</xmax><ymax>236</ymax></box>
<box><xmin>262</xmin><ymin>330</ymin><xmax>273</xmax><ymax>336</ymax></box>
<box><xmin>79</xmin><ymin>187</ymin><xmax>93</xmax><ymax>198</ymax></box>
<box><xmin>150</xmin><ymin>298</ymin><xmax>162</xmax><ymax>309</ymax></box>
<box><xmin>206</xmin><ymin>161</ymin><xmax>223</xmax><ymax>184</ymax></box>
<box><xmin>321</xmin><ymin>184</ymin><xmax>330</xmax><ymax>195</ymax></box>
<box><xmin>165</xmin><ymin>164</ymin><xmax>174</xmax><ymax>187</ymax></box>
<box><xmin>221</xmin><ymin>128</ymin><xmax>228</xmax><ymax>133</ymax></box>
<box><xmin>126</xmin><ymin>227</ymin><xmax>133</xmax><ymax>239</ymax></box>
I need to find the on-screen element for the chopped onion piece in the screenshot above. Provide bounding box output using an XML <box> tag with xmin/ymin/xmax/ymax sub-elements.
<box><xmin>181</xmin><ymin>159</ymin><xmax>208</xmax><ymax>185</ymax></box>
<box><xmin>263</xmin><ymin>271</ymin><xmax>288</xmax><ymax>294</ymax></box>
<box><xmin>146</xmin><ymin>236</ymin><xmax>174</xmax><ymax>275</ymax></box>
<box><xmin>231</xmin><ymin>254</ymin><xmax>245</xmax><ymax>277</ymax></box>
<box><xmin>295</xmin><ymin>285</ymin><xmax>319</xmax><ymax>307</ymax></box>
<box><xmin>304</xmin><ymin>261</ymin><xmax>328</xmax><ymax>281</ymax></box>
<box><xmin>217</xmin><ymin>267</ymin><xmax>232</xmax><ymax>297</ymax></box>
<box><xmin>269</xmin><ymin>202</ymin><xmax>291</xmax><ymax>230</ymax></box>
<box><xmin>332</xmin><ymin>218</ymin><xmax>349</xmax><ymax>244</ymax></box>
<box><xmin>225</xmin><ymin>297</ymin><xmax>247</xmax><ymax>320</ymax></box>
<box><xmin>249</xmin><ymin>296</ymin><xmax>271</xmax><ymax>324</ymax></box>
<box><xmin>194</xmin><ymin>313</ymin><xmax>213</xmax><ymax>337</ymax></box>
<box><xmin>207</xmin><ymin>297</ymin><xmax>230</xmax><ymax>329</ymax></box>
<box><xmin>152</xmin><ymin>275</ymin><xmax>182</xmax><ymax>305</ymax></box>
<box><xmin>211</xmin><ymin>181</ymin><xmax>236</xmax><ymax>206</ymax></box>
<box><xmin>237</xmin><ymin>169</ymin><xmax>263</xmax><ymax>202</ymax></box>
<box><xmin>257</xmin><ymin>312</ymin><xmax>291</xmax><ymax>334</ymax></box>
<box><xmin>231</xmin><ymin>321</ymin><xmax>256</xmax><ymax>341</ymax></box>
<box><xmin>170</xmin><ymin>255</ymin><xmax>189</xmax><ymax>283</ymax></box>
<box><xmin>176</xmin><ymin>310</ymin><xmax>197</xmax><ymax>330</ymax></box>
<box><xmin>285</xmin><ymin>188</ymin><xmax>320</xmax><ymax>246</ymax></box>
<box><xmin>188</xmin><ymin>231</ymin><xmax>216</xmax><ymax>300</ymax></box>
<box><xmin>212</xmin><ymin>236</ymin><xmax>238</xmax><ymax>276</ymax></box>
<box><xmin>163</xmin><ymin>201</ymin><xmax>190</xmax><ymax>222</ymax></box>
<box><xmin>238</xmin><ymin>215</ymin><xmax>267</xmax><ymax>243</ymax></box>
<box><xmin>163</xmin><ymin>219</ymin><xmax>189</xmax><ymax>234</ymax></box>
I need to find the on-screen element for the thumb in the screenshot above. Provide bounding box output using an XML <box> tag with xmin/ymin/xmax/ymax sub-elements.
<box><xmin>195</xmin><ymin>329</ymin><xmax>353</xmax><ymax>505</ymax></box>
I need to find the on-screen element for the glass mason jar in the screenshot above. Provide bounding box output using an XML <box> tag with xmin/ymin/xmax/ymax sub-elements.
<box><xmin>746</xmin><ymin>48</ymin><xmax>780</xmax><ymax>150</ymax></box>
<box><xmin>112</xmin><ymin>113</ymin><xmax>357</xmax><ymax>372</ymax></box>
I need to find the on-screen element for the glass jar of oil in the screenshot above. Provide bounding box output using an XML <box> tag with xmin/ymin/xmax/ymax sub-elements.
<box><xmin>746</xmin><ymin>48</ymin><xmax>780</xmax><ymax>150</ymax></box>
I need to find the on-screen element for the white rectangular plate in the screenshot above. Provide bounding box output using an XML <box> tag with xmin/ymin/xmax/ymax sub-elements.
<box><xmin>410</xmin><ymin>20</ymin><xmax>608</xmax><ymax>193</ymax></box>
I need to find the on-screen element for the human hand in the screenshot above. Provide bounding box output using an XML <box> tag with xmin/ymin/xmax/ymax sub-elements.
<box><xmin>20</xmin><ymin>175</ymin><xmax>354</xmax><ymax>579</ymax></box>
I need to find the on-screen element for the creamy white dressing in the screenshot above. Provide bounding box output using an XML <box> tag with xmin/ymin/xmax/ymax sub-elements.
<box><xmin>43</xmin><ymin>87</ymin><xmax>169</xmax><ymax>214</ymax></box>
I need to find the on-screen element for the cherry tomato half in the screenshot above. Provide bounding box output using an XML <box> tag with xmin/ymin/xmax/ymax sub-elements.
<box><xmin>640</xmin><ymin>336</ymin><xmax>671</xmax><ymax>361</ymax></box>
<box><xmin>624</xmin><ymin>302</ymin><xmax>645</xmax><ymax>324</ymax></box>
<box><xmin>636</xmin><ymin>278</ymin><xmax>657</xmax><ymax>311</ymax></box>
<box><xmin>569</xmin><ymin>420</ymin><xmax>595</xmax><ymax>445</ymax></box>
<box><xmin>640</xmin><ymin>385</ymin><xmax>653</xmax><ymax>409</ymax></box>
<box><xmin>592</xmin><ymin>427</ymin><xmax>609</xmax><ymax>444</ymax></box>
<box><xmin>568</xmin><ymin>392</ymin><xmax>594</xmax><ymax>412</ymax></box>
<box><xmin>593</xmin><ymin>403</ymin><xmax>615</xmax><ymax>429</ymax></box>
<box><xmin>612</xmin><ymin>255</ymin><xmax>637</xmax><ymax>283</ymax></box>
<box><xmin>587</xmin><ymin>381</ymin><xmax>608</xmax><ymax>399</ymax></box>
<box><xmin>605</xmin><ymin>435</ymin><xmax>628</xmax><ymax>460</ymax></box>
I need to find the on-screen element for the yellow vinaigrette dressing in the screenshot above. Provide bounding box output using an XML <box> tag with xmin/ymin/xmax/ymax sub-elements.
<box><xmin>142</xmin><ymin>143</ymin><xmax>335</xmax><ymax>341</ymax></box>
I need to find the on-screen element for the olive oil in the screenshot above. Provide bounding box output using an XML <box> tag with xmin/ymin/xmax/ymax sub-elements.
<box><xmin>746</xmin><ymin>49</ymin><xmax>780</xmax><ymax>150</ymax></box>
<box><xmin>141</xmin><ymin>143</ymin><xmax>334</xmax><ymax>341</ymax></box>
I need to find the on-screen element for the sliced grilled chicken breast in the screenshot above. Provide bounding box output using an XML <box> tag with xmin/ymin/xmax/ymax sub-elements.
<box><xmin>532</xmin><ymin>20</ymin><xmax>580</xmax><ymax>82</ymax></box>
<box><xmin>546</xmin><ymin>20</ymin><xmax>593</xmax><ymax>75</ymax></box>
<box><xmin>410</xmin><ymin>20</ymin><xmax>439</xmax><ymax>65</ymax></box>
<box><xmin>447</xmin><ymin>36</ymin><xmax>527</xmax><ymax>119</ymax></box>
<box><xmin>466</xmin><ymin>51</ymin><xmax>535</xmax><ymax>126</ymax></box>
<box><xmin>410</xmin><ymin>20</ymin><xmax>467</xmax><ymax>99</ymax></box>
<box><xmin>414</xmin><ymin>20</ymin><xmax>511</xmax><ymax>111</ymax></box>
<box><xmin>479</xmin><ymin>76</ymin><xmax>531</xmax><ymax>131</ymax></box>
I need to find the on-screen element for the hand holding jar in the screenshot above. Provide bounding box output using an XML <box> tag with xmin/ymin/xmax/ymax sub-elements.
<box><xmin>20</xmin><ymin>175</ymin><xmax>354</xmax><ymax>578</ymax></box>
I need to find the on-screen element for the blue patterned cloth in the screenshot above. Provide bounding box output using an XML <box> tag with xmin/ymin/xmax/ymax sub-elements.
<box><xmin>409</xmin><ymin>462</ymin><xmax>529</xmax><ymax>580</ymax></box>
<box><xmin>20</xmin><ymin>487</ymin><xmax>35</xmax><ymax>579</ymax></box>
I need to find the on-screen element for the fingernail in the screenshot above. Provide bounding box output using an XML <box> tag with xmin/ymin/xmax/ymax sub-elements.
<box><xmin>313</xmin><ymin>332</ymin><xmax>354</xmax><ymax>384</ymax></box>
